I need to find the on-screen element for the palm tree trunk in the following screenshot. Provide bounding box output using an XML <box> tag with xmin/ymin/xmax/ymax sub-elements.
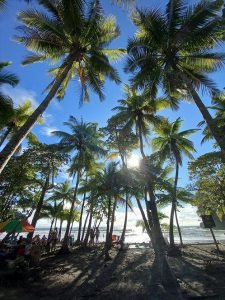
<box><xmin>81</xmin><ymin>210</ymin><xmax>90</xmax><ymax>242</ymax></box>
<box><xmin>136</xmin><ymin>197</ymin><xmax>151</xmax><ymax>238</ymax></box>
<box><xmin>61</xmin><ymin>171</ymin><xmax>80</xmax><ymax>252</ymax></box>
<box><xmin>120</xmin><ymin>193</ymin><xmax>128</xmax><ymax>243</ymax></box>
<box><xmin>76</xmin><ymin>191</ymin><xmax>86</xmax><ymax>244</ymax></box>
<box><xmin>105</xmin><ymin>195</ymin><xmax>112</xmax><ymax>260</ymax></box>
<box><xmin>175</xmin><ymin>207</ymin><xmax>183</xmax><ymax>246</ymax></box>
<box><xmin>48</xmin><ymin>217</ymin><xmax>55</xmax><ymax>239</ymax></box>
<box><xmin>0</xmin><ymin>56</ymin><xmax>74</xmax><ymax>174</ymax></box>
<box><xmin>138</xmin><ymin>119</ymin><xmax>146</xmax><ymax>158</ymax></box>
<box><xmin>27</xmin><ymin>173</ymin><xmax>50</xmax><ymax>240</ymax></box>
<box><xmin>0</xmin><ymin>126</ymin><xmax>12</xmax><ymax>148</ymax></box>
<box><xmin>169</xmin><ymin>162</ymin><xmax>179</xmax><ymax>249</ymax></box>
<box><xmin>54</xmin><ymin>217</ymin><xmax>57</xmax><ymax>229</ymax></box>
<box><xmin>188</xmin><ymin>85</ymin><xmax>225</xmax><ymax>160</ymax></box>
<box><xmin>109</xmin><ymin>198</ymin><xmax>117</xmax><ymax>249</ymax></box>
<box><xmin>69</xmin><ymin>220</ymin><xmax>74</xmax><ymax>236</ymax></box>
<box><xmin>58</xmin><ymin>218</ymin><xmax>63</xmax><ymax>241</ymax></box>
<box><xmin>83</xmin><ymin>197</ymin><xmax>94</xmax><ymax>246</ymax></box>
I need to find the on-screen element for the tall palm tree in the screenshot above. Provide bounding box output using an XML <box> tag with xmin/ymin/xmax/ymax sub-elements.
<box><xmin>152</xmin><ymin>118</ymin><xmax>197</xmax><ymax>251</ymax></box>
<box><xmin>125</xmin><ymin>0</ymin><xmax>225</xmax><ymax>160</ymax></box>
<box><xmin>0</xmin><ymin>0</ymin><xmax>125</xmax><ymax>173</ymax></box>
<box><xmin>0</xmin><ymin>100</ymin><xmax>43</xmax><ymax>148</ymax></box>
<box><xmin>112</xmin><ymin>86</ymin><xmax>181</xmax><ymax>292</ymax></box>
<box><xmin>53</xmin><ymin>116</ymin><xmax>105</xmax><ymax>252</ymax></box>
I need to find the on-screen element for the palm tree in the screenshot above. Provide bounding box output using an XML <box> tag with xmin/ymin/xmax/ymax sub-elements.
<box><xmin>48</xmin><ymin>180</ymin><xmax>74</xmax><ymax>240</ymax></box>
<box><xmin>112</xmin><ymin>85</ymin><xmax>169</xmax><ymax>157</ymax></box>
<box><xmin>0</xmin><ymin>62</ymin><xmax>19</xmax><ymax>128</ymax></box>
<box><xmin>0</xmin><ymin>100</ymin><xmax>43</xmax><ymax>148</ymax></box>
<box><xmin>53</xmin><ymin>116</ymin><xmax>105</xmax><ymax>252</ymax></box>
<box><xmin>112</xmin><ymin>86</ymin><xmax>168</xmax><ymax>244</ymax></box>
<box><xmin>125</xmin><ymin>0</ymin><xmax>225</xmax><ymax>160</ymax></box>
<box><xmin>152</xmin><ymin>118</ymin><xmax>197</xmax><ymax>251</ymax></box>
<box><xmin>157</xmin><ymin>186</ymin><xmax>194</xmax><ymax>246</ymax></box>
<box><xmin>0</xmin><ymin>0</ymin><xmax>6</xmax><ymax>11</ymax></box>
<box><xmin>0</xmin><ymin>0</ymin><xmax>125</xmax><ymax>173</ymax></box>
<box><xmin>96</xmin><ymin>162</ymin><xmax>121</xmax><ymax>260</ymax></box>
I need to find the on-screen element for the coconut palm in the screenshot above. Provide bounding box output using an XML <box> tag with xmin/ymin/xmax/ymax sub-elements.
<box><xmin>48</xmin><ymin>180</ymin><xmax>74</xmax><ymax>240</ymax></box>
<box><xmin>0</xmin><ymin>0</ymin><xmax>125</xmax><ymax>173</ymax></box>
<box><xmin>112</xmin><ymin>85</ymin><xmax>169</xmax><ymax>158</ymax></box>
<box><xmin>53</xmin><ymin>116</ymin><xmax>106</xmax><ymax>251</ymax></box>
<box><xmin>157</xmin><ymin>186</ymin><xmax>194</xmax><ymax>246</ymax></box>
<box><xmin>125</xmin><ymin>0</ymin><xmax>225</xmax><ymax>160</ymax></box>
<box><xmin>152</xmin><ymin>118</ymin><xmax>197</xmax><ymax>250</ymax></box>
<box><xmin>0</xmin><ymin>100</ymin><xmax>42</xmax><ymax>148</ymax></box>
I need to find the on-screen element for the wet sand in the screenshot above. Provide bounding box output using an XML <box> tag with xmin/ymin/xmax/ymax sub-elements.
<box><xmin>1</xmin><ymin>244</ymin><xmax>225</xmax><ymax>300</ymax></box>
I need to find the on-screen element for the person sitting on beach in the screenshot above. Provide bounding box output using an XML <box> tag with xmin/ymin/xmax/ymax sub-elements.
<box><xmin>16</xmin><ymin>238</ymin><xmax>26</xmax><ymax>257</ymax></box>
<box><xmin>89</xmin><ymin>228</ymin><xmax>95</xmax><ymax>246</ymax></box>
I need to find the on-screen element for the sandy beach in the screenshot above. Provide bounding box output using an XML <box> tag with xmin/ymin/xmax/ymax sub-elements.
<box><xmin>1</xmin><ymin>243</ymin><xmax>225</xmax><ymax>300</ymax></box>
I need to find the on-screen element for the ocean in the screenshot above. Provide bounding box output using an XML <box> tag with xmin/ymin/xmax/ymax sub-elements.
<box><xmin>31</xmin><ymin>226</ymin><xmax>225</xmax><ymax>244</ymax></box>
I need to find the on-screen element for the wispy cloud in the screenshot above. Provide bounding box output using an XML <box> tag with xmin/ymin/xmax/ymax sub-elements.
<box><xmin>2</xmin><ymin>86</ymin><xmax>39</xmax><ymax>108</ymax></box>
<box><xmin>41</xmin><ymin>126</ymin><xmax>58</xmax><ymax>137</ymax></box>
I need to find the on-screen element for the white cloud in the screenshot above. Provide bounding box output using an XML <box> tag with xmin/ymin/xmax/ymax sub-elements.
<box><xmin>41</xmin><ymin>126</ymin><xmax>58</xmax><ymax>137</ymax></box>
<box><xmin>2</xmin><ymin>86</ymin><xmax>39</xmax><ymax>108</ymax></box>
<box><xmin>35</xmin><ymin>204</ymin><xmax>200</xmax><ymax>229</ymax></box>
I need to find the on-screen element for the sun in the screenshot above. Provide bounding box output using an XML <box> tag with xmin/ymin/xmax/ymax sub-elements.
<box><xmin>127</xmin><ymin>154</ymin><xmax>140</xmax><ymax>168</ymax></box>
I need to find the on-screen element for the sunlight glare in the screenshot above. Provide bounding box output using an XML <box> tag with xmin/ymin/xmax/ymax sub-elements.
<box><xmin>127</xmin><ymin>154</ymin><xmax>140</xmax><ymax>168</ymax></box>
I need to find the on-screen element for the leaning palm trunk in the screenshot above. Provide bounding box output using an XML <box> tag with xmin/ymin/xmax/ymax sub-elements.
<box><xmin>83</xmin><ymin>197</ymin><xmax>94</xmax><ymax>246</ymax></box>
<box><xmin>136</xmin><ymin>197</ymin><xmax>151</xmax><ymax>239</ymax></box>
<box><xmin>105</xmin><ymin>195</ymin><xmax>112</xmax><ymax>260</ymax></box>
<box><xmin>120</xmin><ymin>193</ymin><xmax>128</xmax><ymax>244</ymax></box>
<box><xmin>188</xmin><ymin>84</ymin><xmax>225</xmax><ymax>161</ymax></box>
<box><xmin>0</xmin><ymin>56</ymin><xmax>74</xmax><ymax>174</ymax></box>
<box><xmin>27</xmin><ymin>173</ymin><xmax>50</xmax><ymax>240</ymax></box>
<box><xmin>61</xmin><ymin>171</ymin><xmax>80</xmax><ymax>252</ymax></box>
<box><xmin>76</xmin><ymin>191</ymin><xmax>86</xmax><ymax>244</ymax></box>
<box><xmin>48</xmin><ymin>217</ymin><xmax>55</xmax><ymax>239</ymax></box>
<box><xmin>58</xmin><ymin>218</ymin><xmax>63</xmax><ymax>241</ymax></box>
<box><xmin>109</xmin><ymin>198</ymin><xmax>117</xmax><ymax>249</ymax></box>
<box><xmin>81</xmin><ymin>210</ymin><xmax>90</xmax><ymax>242</ymax></box>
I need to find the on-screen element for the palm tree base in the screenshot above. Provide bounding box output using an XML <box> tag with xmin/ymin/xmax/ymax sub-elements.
<box><xmin>167</xmin><ymin>246</ymin><xmax>182</xmax><ymax>257</ymax></box>
<box><xmin>104</xmin><ymin>254</ymin><xmax>112</xmax><ymax>261</ymax></box>
<box><xmin>58</xmin><ymin>246</ymin><xmax>70</xmax><ymax>255</ymax></box>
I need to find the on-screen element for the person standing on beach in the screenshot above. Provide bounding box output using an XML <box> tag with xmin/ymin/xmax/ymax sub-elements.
<box><xmin>89</xmin><ymin>228</ymin><xmax>95</xmax><ymax>246</ymax></box>
<box><xmin>95</xmin><ymin>228</ymin><xmax>100</xmax><ymax>244</ymax></box>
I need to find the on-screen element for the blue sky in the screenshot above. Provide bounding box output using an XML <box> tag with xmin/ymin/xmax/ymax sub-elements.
<box><xmin>1</xmin><ymin>0</ymin><xmax>225</xmax><ymax>226</ymax></box>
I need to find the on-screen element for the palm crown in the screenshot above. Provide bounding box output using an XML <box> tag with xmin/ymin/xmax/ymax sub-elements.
<box><xmin>126</xmin><ymin>0</ymin><xmax>225</xmax><ymax>97</ymax></box>
<box><xmin>17</xmin><ymin>0</ymin><xmax>125</xmax><ymax>103</ymax></box>
<box><xmin>152</xmin><ymin>118</ymin><xmax>197</xmax><ymax>166</ymax></box>
<box><xmin>53</xmin><ymin>116</ymin><xmax>106</xmax><ymax>174</ymax></box>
